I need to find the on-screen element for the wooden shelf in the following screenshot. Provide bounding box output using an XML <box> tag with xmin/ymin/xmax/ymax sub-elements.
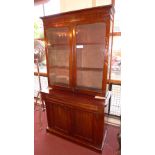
<box><xmin>77</xmin><ymin>67</ymin><xmax>103</xmax><ymax>71</ymax></box>
<box><xmin>49</xmin><ymin>66</ymin><xmax>103</xmax><ymax>72</ymax></box>
<box><xmin>76</xmin><ymin>42</ymin><xmax>104</xmax><ymax>45</ymax></box>
<box><xmin>48</xmin><ymin>43</ymin><xmax>104</xmax><ymax>46</ymax></box>
<box><xmin>49</xmin><ymin>66</ymin><xmax>69</xmax><ymax>69</ymax></box>
<box><xmin>49</xmin><ymin>43</ymin><xmax>69</xmax><ymax>46</ymax></box>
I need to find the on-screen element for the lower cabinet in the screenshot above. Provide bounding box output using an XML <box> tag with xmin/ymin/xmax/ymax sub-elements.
<box><xmin>42</xmin><ymin>91</ymin><xmax>105</xmax><ymax>152</ymax></box>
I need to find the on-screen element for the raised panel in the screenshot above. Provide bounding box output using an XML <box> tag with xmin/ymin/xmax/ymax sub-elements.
<box><xmin>73</xmin><ymin>110</ymin><xmax>94</xmax><ymax>142</ymax></box>
<box><xmin>53</xmin><ymin>104</ymin><xmax>71</xmax><ymax>134</ymax></box>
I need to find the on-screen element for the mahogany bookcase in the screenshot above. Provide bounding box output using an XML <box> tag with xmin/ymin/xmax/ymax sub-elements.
<box><xmin>41</xmin><ymin>5</ymin><xmax>114</xmax><ymax>152</ymax></box>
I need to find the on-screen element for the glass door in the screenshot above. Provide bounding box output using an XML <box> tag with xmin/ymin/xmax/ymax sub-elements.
<box><xmin>46</xmin><ymin>27</ymin><xmax>70</xmax><ymax>87</ymax></box>
<box><xmin>75</xmin><ymin>23</ymin><xmax>106</xmax><ymax>91</ymax></box>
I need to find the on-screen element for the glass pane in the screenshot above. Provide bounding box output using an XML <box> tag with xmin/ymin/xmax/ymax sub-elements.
<box><xmin>76</xmin><ymin>23</ymin><xmax>106</xmax><ymax>91</ymax></box>
<box><xmin>76</xmin><ymin>23</ymin><xmax>106</xmax><ymax>44</ymax></box>
<box><xmin>46</xmin><ymin>27</ymin><xmax>70</xmax><ymax>86</ymax></box>
<box><xmin>48</xmin><ymin>45</ymin><xmax>69</xmax><ymax>67</ymax></box>
<box><xmin>76</xmin><ymin>45</ymin><xmax>104</xmax><ymax>68</ymax></box>
<box><xmin>77</xmin><ymin>70</ymin><xmax>103</xmax><ymax>90</ymax></box>
<box><xmin>46</xmin><ymin>27</ymin><xmax>69</xmax><ymax>44</ymax></box>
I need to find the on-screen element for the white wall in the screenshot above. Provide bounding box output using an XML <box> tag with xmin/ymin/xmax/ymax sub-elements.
<box><xmin>60</xmin><ymin>0</ymin><xmax>92</xmax><ymax>12</ymax></box>
<box><xmin>95</xmin><ymin>0</ymin><xmax>111</xmax><ymax>6</ymax></box>
<box><xmin>44</xmin><ymin>0</ymin><xmax>60</xmax><ymax>15</ymax></box>
<box><xmin>60</xmin><ymin>0</ymin><xmax>112</xmax><ymax>13</ymax></box>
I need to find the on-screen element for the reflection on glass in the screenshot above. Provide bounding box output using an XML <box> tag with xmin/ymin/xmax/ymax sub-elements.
<box><xmin>76</xmin><ymin>45</ymin><xmax>104</xmax><ymax>68</ymax></box>
<box><xmin>48</xmin><ymin>45</ymin><xmax>69</xmax><ymax>67</ymax></box>
<box><xmin>46</xmin><ymin>27</ymin><xmax>69</xmax><ymax>44</ymax></box>
<box><xmin>46</xmin><ymin>27</ymin><xmax>70</xmax><ymax>86</ymax></box>
<box><xmin>76</xmin><ymin>23</ymin><xmax>106</xmax><ymax>44</ymax></box>
<box><xmin>77</xmin><ymin>70</ymin><xmax>103</xmax><ymax>90</ymax></box>
<box><xmin>76</xmin><ymin>23</ymin><xmax>106</xmax><ymax>91</ymax></box>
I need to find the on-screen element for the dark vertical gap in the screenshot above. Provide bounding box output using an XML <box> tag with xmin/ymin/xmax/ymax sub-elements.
<box><xmin>108</xmin><ymin>83</ymin><xmax>112</xmax><ymax>115</ymax></box>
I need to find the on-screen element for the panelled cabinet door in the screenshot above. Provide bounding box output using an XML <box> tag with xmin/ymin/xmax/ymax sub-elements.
<box><xmin>52</xmin><ymin>103</ymin><xmax>72</xmax><ymax>134</ymax></box>
<box><xmin>46</xmin><ymin>101</ymin><xmax>72</xmax><ymax>134</ymax></box>
<box><xmin>73</xmin><ymin>110</ymin><xmax>94</xmax><ymax>143</ymax></box>
<box><xmin>46</xmin><ymin>27</ymin><xmax>70</xmax><ymax>87</ymax></box>
<box><xmin>75</xmin><ymin>23</ymin><xmax>106</xmax><ymax>92</ymax></box>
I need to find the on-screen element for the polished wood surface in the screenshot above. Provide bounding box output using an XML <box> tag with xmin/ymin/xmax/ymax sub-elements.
<box><xmin>41</xmin><ymin>89</ymin><xmax>106</xmax><ymax>151</ymax></box>
<box><xmin>41</xmin><ymin>5</ymin><xmax>114</xmax><ymax>152</ymax></box>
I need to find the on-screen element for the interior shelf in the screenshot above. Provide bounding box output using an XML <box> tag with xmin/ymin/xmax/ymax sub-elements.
<box><xmin>77</xmin><ymin>67</ymin><xmax>103</xmax><ymax>71</ymax></box>
<box><xmin>76</xmin><ymin>42</ymin><xmax>104</xmax><ymax>45</ymax></box>
<box><xmin>50</xmin><ymin>66</ymin><xmax>69</xmax><ymax>69</ymax></box>
<box><xmin>49</xmin><ymin>66</ymin><xmax>102</xmax><ymax>71</ymax></box>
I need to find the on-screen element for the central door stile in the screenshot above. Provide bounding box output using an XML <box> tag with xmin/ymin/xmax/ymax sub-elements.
<box><xmin>69</xmin><ymin>26</ymin><xmax>75</xmax><ymax>90</ymax></box>
<box><xmin>71</xmin><ymin>25</ymin><xmax>77</xmax><ymax>91</ymax></box>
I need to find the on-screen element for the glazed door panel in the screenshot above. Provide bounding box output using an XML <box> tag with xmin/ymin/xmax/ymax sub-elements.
<box><xmin>75</xmin><ymin>23</ymin><xmax>106</xmax><ymax>92</ymax></box>
<box><xmin>46</xmin><ymin>27</ymin><xmax>70</xmax><ymax>87</ymax></box>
